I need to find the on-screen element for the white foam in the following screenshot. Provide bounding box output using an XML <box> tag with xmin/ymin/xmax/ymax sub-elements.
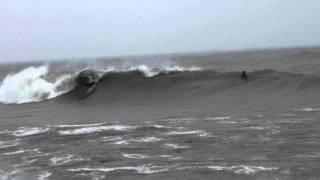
<box><xmin>207</xmin><ymin>166</ymin><xmax>225</xmax><ymax>171</ymax></box>
<box><xmin>133</xmin><ymin>137</ymin><xmax>162</xmax><ymax>143</ymax></box>
<box><xmin>294</xmin><ymin>152</ymin><xmax>320</xmax><ymax>158</ymax></box>
<box><xmin>50</xmin><ymin>154</ymin><xmax>73</xmax><ymax>166</ymax></box>
<box><xmin>231</xmin><ymin>165</ymin><xmax>277</xmax><ymax>175</ymax></box>
<box><xmin>164</xmin><ymin>117</ymin><xmax>198</xmax><ymax>122</ymax></box>
<box><xmin>50</xmin><ymin>154</ymin><xmax>88</xmax><ymax>166</ymax></box>
<box><xmin>3</xmin><ymin>148</ymin><xmax>40</xmax><ymax>155</ymax></box>
<box><xmin>38</xmin><ymin>171</ymin><xmax>51</xmax><ymax>180</ymax></box>
<box><xmin>3</xmin><ymin>150</ymin><xmax>26</xmax><ymax>155</ymax></box>
<box><xmin>207</xmin><ymin>165</ymin><xmax>277</xmax><ymax>175</ymax></box>
<box><xmin>148</xmin><ymin>124</ymin><xmax>170</xmax><ymax>129</ymax></box>
<box><xmin>12</xmin><ymin>127</ymin><xmax>49</xmax><ymax>137</ymax></box>
<box><xmin>206</xmin><ymin>116</ymin><xmax>232</xmax><ymax>121</ymax></box>
<box><xmin>111</xmin><ymin>140</ymin><xmax>130</xmax><ymax>145</ymax></box>
<box><xmin>107</xmin><ymin>136</ymin><xmax>161</xmax><ymax>144</ymax></box>
<box><xmin>0</xmin><ymin>141</ymin><xmax>20</xmax><ymax>149</ymax></box>
<box><xmin>0</xmin><ymin>169</ymin><xmax>24</xmax><ymax>180</ymax></box>
<box><xmin>69</xmin><ymin>164</ymin><xmax>168</xmax><ymax>174</ymax></box>
<box><xmin>158</xmin><ymin>155</ymin><xmax>181</xmax><ymax>160</ymax></box>
<box><xmin>0</xmin><ymin>65</ymin><xmax>70</xmax><ymax>104</ymax></box>
<box><xmin>101</xmin><ymin>136</ymin><xmax>122</xmax><ymax>142</ymax></box>
<box><xmin>244</xmin><ymin>126</ymin><xmax>267</xmax><ymax>130</ymax></box>
<box><xmin>122</xmin><ymin>153</ymin><xmax>179</xmax><ymax>160</ymax></box>
<box><xmin>127</xmin><ymin>64</ymin><xmax>201</xmax><ymax>77</ymax></box>
<box><xmin>164</xmin><ymin>143</ymin><xmax>190</xmax><ymax>149</ymax></box>
<box><xmin>166</xmin><ymin>130</ymin><xmax>210</xmax><ymax>137</ymax></box>
<box><xmin>58</xmin><ymin>125</ymin><xmax>135</xmax><ymax>135</ymax></box>
<box><xmin>122</xmin><ymin>153</ymin><xmax>148</xmax><ymax>159</ymax></box>
<box><xmin>218</xmin><ymin>121</ymin><xmax>238</xmax><ymax>124</ymax></box>
<box><xmin>55</xmin><ymin>123</ymin><xmax>104</xmax><ymax>128</ymax></box>
<box><xmin>297</xmin><ymin>107</ymin><xmax>320</xmax><ymax>112</ymax></box>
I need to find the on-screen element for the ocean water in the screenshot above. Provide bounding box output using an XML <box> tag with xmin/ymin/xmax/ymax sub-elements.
<box><xmin>0</xmin><ymin>47</ymin><xmax>320</xmax><ymax>180</ymax></box>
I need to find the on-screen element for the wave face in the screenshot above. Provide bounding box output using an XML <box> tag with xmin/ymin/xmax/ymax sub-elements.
<box><xmin>1</xmin><ymin>48</ymin><xmax>320</xmax><ymax>179</ymax></box>
<box><xmin>0</xmin><ymin>61</ymin><xmax>320</xmax><ymax>105</ymax></box>
<box><xmin>0</xmin><ymin>64</ymin><xmax>201</xmax><ymax>104</ymax></box>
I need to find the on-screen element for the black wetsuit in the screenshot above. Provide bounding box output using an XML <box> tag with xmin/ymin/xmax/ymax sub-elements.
<box><xmin>241</xmin><ymin>71</ymin><xmax>247</xmax><ymax>79</ymax></box>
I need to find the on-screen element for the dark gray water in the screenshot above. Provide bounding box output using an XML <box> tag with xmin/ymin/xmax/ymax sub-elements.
<box><xmin>0</xmin><ymin>47</ymin><xmax>320</xmax><ymax>180</ymax></box>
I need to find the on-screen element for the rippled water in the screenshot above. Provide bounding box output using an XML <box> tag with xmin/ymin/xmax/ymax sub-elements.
<box><xmin>0</xmin><ymin>106</ymin><xmax>319</xmax><ymax>180</ymax></box>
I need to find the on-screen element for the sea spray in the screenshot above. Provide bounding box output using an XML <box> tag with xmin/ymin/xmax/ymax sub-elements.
<box><xmin>0</xmin><ymin>66</ymin><xmax>70</xmax><ymax>104</ymax></box>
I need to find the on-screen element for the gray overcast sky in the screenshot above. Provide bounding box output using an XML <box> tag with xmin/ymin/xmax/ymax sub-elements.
<box><xmin>0</xmin><ymin>0</ymin><xmax>320</xmax><ymax>61</ymax></box>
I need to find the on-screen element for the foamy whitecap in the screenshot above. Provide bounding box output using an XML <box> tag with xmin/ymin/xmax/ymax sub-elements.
<box><xmin>7</xmin><ymin>148</ymin><xmax>40</xmax><ymax>155</ymax></box>
<box><xmin>0</xmin><ymin>141</ymin><xmax>20</xmax><ymax>149</ymax></box>
<box><xmin>58</xmin><ymin>125</ymin><xmax>135</xmax><ymax>135</ymax></box>
<box><xmin>133</xmin><ymin>137</ymin><xmax>162</xmax><ymax>143</ymax></box>
<box><xmin>206</xmin><ymin>116</ymin><xmax>232</xmax><ymax>121</ymax></box>
<box><xmin>147</xmin><ymin>124</ymin><xmax>171</xmax><ymax>129</ymax></box>
<box><xmin>4</xmin><ymin>148</ymin><xmax>40</xmax><ymax>156</ymax></box>
<box><xmin>297</xmin><ymin>107</ymin><xmax>320</xmax><ymax>112</ymax></box>
<box><xmin>12</xmin><ymin>127</ymin><xmax>49</xmax><ymax>137</ymax></box>
<box><xmin>231</xmin><ymin>165</ymin><xmax>278</xmax><ymax>175</ymax></box>
<box><xmin>294</xmin><ymin>152</ymin><xmax>320</xmax><ymax>158</ymax></box>
<box><xmin>166</xmin><ymin>130</ymin><xmax>210</xmax><ymax>137</ymax></box>
<box><xmin>164</xmin><ymin>143</ymin><xmax>190</xmax><ymax>149</ymax></box>
<box><xmin>0</xmin><ymin>65</ymin><xmax>71</xmax><ymax>104</ymax></box>
<box><xmin>101</xmin><ymin>136</ymin><xmax>123</xmax><ymax>142</ymax></box>
<box><xmin>164</xmin><ymin>117</ymin><xmax>198</xmax><ymax>123</ymax></box>
<box><xmin>122</xmin><ymin>153</ymin><xmax>179</xmax><ymax>160</ymax></box>
<box><xmin>208</xmin><ymin>165</ymin><xmax>277</xmax><ymax>175</ymax></box>
<box><xmin>3</xmin><ymin>150</ymin><xmax>26</xmax><ymax>155</ymax></box>
<box><xmin>127</xmin><ymin>64</ymin><xmax>201</xmax><ymax>77</ymax></box>
<box><xmin>243</xmin><ymin>126</ymin><xmax>267</xmax><ymax>130</ymax></box>
<box><xmin>122</xmin><ymin>153</ymin><xmax>148</xmax><ymax>159</ymax></box>
<box><xmin>0</xmin><ymin>169</ymin><xmax>24</xmax><ymax>180</ymax></box>
<box><xmin>111</xmin><ymin>140</ymin><xmax>130</xmax><ymax>145</ymax></box>
<box><xmin>218</xmin><ymin>121</ymin><xmax>238</xmax><ymax>124</ymax></box>
<box><xmin>38</xmin><ymin>171</ymin><xmax>52</xmax><ymax>180</ymax></box>
<box><xmin>55</xmin><ymin>123</ymin><xmax>104</xmax><ymax>128</ymax></box>
<box><xmin>69</xmin><ymin>164</ymin><xmax>168</xmax><ymax>174</ymax></box>
<box><xmin>50</xmin><ymin>154</ymin><xmax>88</xmax><ymax>166</ymax></box>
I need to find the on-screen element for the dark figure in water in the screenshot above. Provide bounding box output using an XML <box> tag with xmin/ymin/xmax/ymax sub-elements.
<box><xmin>241</xmin><ymin>71</ymin><xmax>248</xmax><ymax>79</ymax></box>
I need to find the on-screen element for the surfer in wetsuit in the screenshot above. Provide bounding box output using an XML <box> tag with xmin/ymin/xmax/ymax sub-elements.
<box><xmin>241</xmin><ymin>71</ymin><xmax>248</xmax><ymax>79</ymax></box>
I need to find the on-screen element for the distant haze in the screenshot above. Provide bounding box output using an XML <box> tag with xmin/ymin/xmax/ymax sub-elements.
<box><xmin>0</xmin><ymin>0</ymin><xmax>320</xmax><ymax>62</ymax></box>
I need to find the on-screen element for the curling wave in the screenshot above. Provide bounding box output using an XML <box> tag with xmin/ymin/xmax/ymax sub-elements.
<box><xmin>1</xmin><ymin>63</ymin><xmax>320</xmax><ymax>104</ymax></box>
<box><xmin>0</xmin><ymin>64</ymin><xmax>201</xmax><ymax>104</ymax></box>
<box><xmin>0</xmin><ymin>66</ymin><xmax>72</xmax><ymax>104</ymax></box>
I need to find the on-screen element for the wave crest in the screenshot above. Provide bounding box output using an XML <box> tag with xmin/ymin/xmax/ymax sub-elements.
<box><xmin>0</xmin><ymin>66</ymin><xmax>71</xmax><ymax>104</ymax></box>
<box><xmin>0</xmin><ymin>64</ymin><xmax>201</xmax><ymax>104</ymax></box>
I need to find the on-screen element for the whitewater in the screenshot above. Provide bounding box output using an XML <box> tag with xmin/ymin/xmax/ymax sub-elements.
<box><xmin>0</xmin><ymin>47</ymin><xmax>320</xmax><ymax>180</ymax></box>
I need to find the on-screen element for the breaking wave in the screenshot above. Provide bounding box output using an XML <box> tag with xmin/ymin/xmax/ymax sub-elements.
<box><xmin>0</xmin><ymin>66</ymin><xmax>71</xmax><ymax>104</ymax></box>
<box><xmin>1</xmin><ymin>63</ymin><xmax>320</xmax><ymax>105</ymax></box>
<box><xmin>0</xmin><ymin>64</ymin><xmax>201</xmax><ymax>104</ymax></box>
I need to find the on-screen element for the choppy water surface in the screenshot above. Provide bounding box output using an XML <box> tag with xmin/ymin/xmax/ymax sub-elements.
<box><xmin>0</xmin><ymin>107</ymin><xmax>319</xmax><ymax>180</ymax></box>
<box><xmin>1</xmin><ymin>48</ymin><xmax>320</xmax><ymax>179</ymax></box>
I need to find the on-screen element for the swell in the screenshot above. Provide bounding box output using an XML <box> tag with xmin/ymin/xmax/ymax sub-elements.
<box><xmin>60</xmin><ymin>69</ymin><xmax>320</xmax><ymax>105</ymax></box>
<box><xmin>1</xmin><ymin>65</ymin><xmax>320</xmax><ymax>105</ymax></box>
